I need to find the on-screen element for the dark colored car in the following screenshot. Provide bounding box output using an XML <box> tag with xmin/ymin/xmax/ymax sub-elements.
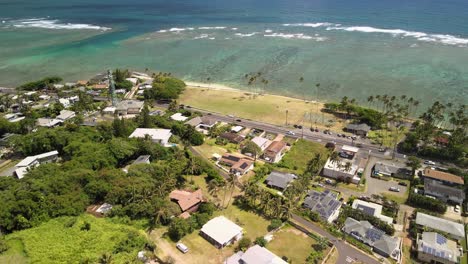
<box><xmin>398</xmin><ymin>182</ymin><xmax>408</xmax><ymax>186</ymax></box>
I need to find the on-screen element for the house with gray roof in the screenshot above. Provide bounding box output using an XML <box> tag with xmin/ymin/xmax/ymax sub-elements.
<box><xmin>343</xmin><ymin>217</ymin><xmax>400</xmax><ymax>260</ymax></box>
<box><xmin>352</xmin><ymin>199</ymin><xmax>393</xmax><ymax>225</ymax></box>
<box><xmin>132</xmin><ymin>155</ymin><xmax>151</xmax><ymax>165</ymax></box>
<box><xmin>417</xmin><ymin>232</ymin><xmax>461</xmax><ymax>264</ymax></box>
<box><xmin>185</xmin><ymin>116</ymin><xmax>218</xmax><ymax>130</ymax></box>
<box><xmin>224</xmin><ymin>245</ymin><xmax>287</xmax><ymax>264</ymax></box>
<box><xmin>264</xmin><ymin>171</ymin><xmax>297</xmax><ymax>191</ymax></box>
<box><xmin>415</xmin><ymin>213</ymin><xmax>465</xmax><ymax>240</ymax></box>
<box><xmin>345</xmin><ymin>123</ymin><xmax>371</xmax><ymax>137</ymax></box>
<box><xmin>373</xmin><ymin>162</ymin><xmax>412</xmax><ymax>179</ymax></box>
<box><xmin>303</xmin><ymin>190</ymin><xmax>341</xmax><ymax>223</ymax></box>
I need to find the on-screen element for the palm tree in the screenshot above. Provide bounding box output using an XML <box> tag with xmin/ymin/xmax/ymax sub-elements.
<box><xmin>329</xmin><ymin>152</ymin><xmax>341</xmax><ymax>180</ymax></box>
<box><xmin>98</xmin><ymin>253</ymin><xmax>113</xmax><ymax>264</ymax></box>
<box><xmin>225</xmin><ymin>174</ymin><xmax>237</xmax><ymax>208</ymax></box>
<box><xmin>208</xmin><ymin>179</ymin><xmax>221</xmax><ymax>198</ymax></box>
<box><xmin>343</xmin><ymin>162</ymin><xmax>352</xmax><ymax>174</ymax></box>
<box><xmin>299</xmin><ymin>76</ymin><xmax>305</xmax><ymax>101</ymax></box>
<box><xmin>367</xmin><ymin>95</ymin><xmax>374</xmax><ymax>108</ymax></box>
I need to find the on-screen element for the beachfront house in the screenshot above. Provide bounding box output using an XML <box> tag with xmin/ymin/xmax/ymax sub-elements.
<box><xmin>200</xmin><ymin>216</ymin><xmax>243</xmax><ymax>249</ymax></box>
<box><xmin>185</xmin><ymin>116</ymin><xmax>218</xmax><ymax>131</ymax></box>
<box><xmin>345</xmin><ymin>123</ymin><xmax>371</xmax><ymax>137</ymax></box>
<box><xmin>129</xmin><ymin>128</ymin><xmax>173</xmax><ymax>146</ymax></box>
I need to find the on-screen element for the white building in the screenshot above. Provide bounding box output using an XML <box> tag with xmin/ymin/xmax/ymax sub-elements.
<box><xmin>251</xmin><ymin>136</ymin><xmax>272</xmax><ymax>151</ymax></box>
<box><xmin>56</xmin><ymin>110</ymin><xmax>76</xmax><ymax>121</ymax></box>
<box><xmin>15</xmin><ymin>150</ymin><xmax>59</xmax><ymax>179</ymax></box>
<box><xmin>170</xmin><ymin>113</ymin><xmax>189</xmax><ymax>122</ymax></box>
<box><xmin>200</xmin><ymin>216</ymin><xmax>243</xmax><ymax>248</ymax></box>
<box><xmin>59</xmin><ymin>98</ymin><xmax>71</xmax><ymax>108</ymax></box>
<box><xmin>352</xmin><ymin>199</ymin><xmax>393</xmax><ymax>224</ymax></box>
<box><xmin>225</xmin><ymin>245</ymin><xmax>287</xmax><ymax>264</ymax></box>
<box><xmin>129</xmin><ymin>128</ymin><xmax>172</xmax><ymax>146</ymax></box>
<box><xmin>322</xmin><ymin>158</ymin><xmax>360</xmax><ymax>184</ymax></box>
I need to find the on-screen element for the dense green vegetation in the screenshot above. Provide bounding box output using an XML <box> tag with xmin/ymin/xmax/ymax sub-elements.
<box><xmin>17</xmin><ymin>76</ymin><xmax>63</xmax><ymax>91</ymax></box>
<box><xmin>406</xmin><ymin>192</ymin><xmax>447</xmax><ymax>214</ymax></box>
<box><xmin>399</xmin><ymin>102</ymin><xmax>467</xmax><ymax>167</ymax></box>
<box><xmin>144</xmin><ymin>73</ymin><xmax>186</xmax><ymax>100</ymax></box>
<box><xmin>167</xmin><ymin>202</ymin><xmax>216</xmax><ymax>241</ymax></box>
<box><xmin>324</xmin><ymin>102</ymin><xmax>386</xmax><ymax>129</ymax></box>
<box><xmin>277</xmin><ymin>139</ymin><xmax>329</xmax><ymax>175</ymax></box>
<box><xmin>2</xmin><ymin>215</ymin><xmax>150</xmax><ymax>264</ymax></box>
<box><xmin>1</xmin><ymin>114</ymin><xmax>222</xmax><ymax>234</ymax></box>
<box><xmin>113</xmin><ymin>68</ymin><xmax>134</xmax><ymax>91</ymax></box>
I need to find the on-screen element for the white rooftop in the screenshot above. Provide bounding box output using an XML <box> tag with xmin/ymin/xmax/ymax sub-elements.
<box><xmin>96</xmin><ymin>203</ymin><xmax>113</xmax><ymax>214</ymax></box>
<box><xmin>170</xmin><ymin>113</ymin><xmax>189</xmax><ymax>122</ymax></box>
<box><xmin>201</xmin><ymin>216</ymin><xmax>243</xmax><ymax>246</ymax></box>
<box><xmin>15</xmin><ymin>167</ymin><xmax>29</xmax><ymax>179</ymax></box>
<box><xmin>231</xmin><ymin>126</ymin><xmax>244</xmax><ymax>133</ymax></box>
<box><xmin>416</xmin><ymin>213</ymin><xmax>465</xmax><ymax>239</ymax></box>
<box><xmin>342</xmin><ymin>145</ymin><xmax>359</xmax><ymax>153</ymax></box>
<box><xmin>56</xmin><ymin>110</ymin><xmax>75</xmax><ymax>120</ymax></box>
<box><xmin>251</xmin><ymin>137</ymin><xmax>270</xmax><ymax>148</ymax></box>
<box><xmin>129</xmin><ymin>128</ymin><xmax>172</xmax><ymax>141</ymax></box>
<box><xmin>16</xmin><ymin>156</ymin><xmax>39</xmax><ymax>168</ymax></box>
<box><xmin>324</xmin><ymin>158</ymin><xmax>358</xmax><ymax>174</ymax></box>
<box><xmin>352</xmin><ymin>199</ymin><xmax>393</xmax><ymax>224</ymax></box>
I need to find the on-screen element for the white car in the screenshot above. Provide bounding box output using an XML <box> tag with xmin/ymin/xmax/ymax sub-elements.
<box><xmin>389</xmin><ymin>187</ymin><xmax>400</xmax><ymax>192</ymax></box>
<box><xmin>454</xmin><ymin>205</ymin><xmax>460</xmax><ymax>213</ymax></box>
<box><xmin>176</xmin><ymin>243</ymin><xmax>189</xmax><ymax>253</ymax></box>
<box><xmin>286</xmin><ymin>131</ymin><xmax>295</xmax><ymax>136</ymax></box>
<box><xmin>424</xmin><ymin>160</ymin><xmax>436</xmax><ymax>165</ymax></box>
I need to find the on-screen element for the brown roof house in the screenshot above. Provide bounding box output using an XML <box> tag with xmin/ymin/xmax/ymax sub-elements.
<box><xmin>220</xmin><ymin>132</ymin><xmax>244</xmax><ymax>144</ymax></box>
<box><xmin>219</xmin><ymin>154</ymin><xmax>254</xmax><ymax>176</ymax></box>
<box><xmin>422</xmin><ymin>168</ymin><xmax>465</xmax><ymax>204</ymax></box>
<box><xmin>263</xmin><ymin>141</ymin><xmax>287</xmax><ymax>163</ymax></box>
<box><xmin>169</xmin><ymin>189</ymin><xmax>204</xmax><ymax>215</ymax></box>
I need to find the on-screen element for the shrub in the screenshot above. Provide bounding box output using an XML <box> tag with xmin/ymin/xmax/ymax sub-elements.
<box><xmin>254</xmin><ymin>237</ymin><xmax>267</xmax><ymax>247</ymax></box>
<box><xmin>0</xmin><ymin>236</ymin><xmax>8</xmax><ymax>254</ymax></box>
<box><xmin>237</xmin><ymin>237</ymin><xmax>251</xmax><ymax>252</ymax></box>
<box><xmin>198</xmin><ymin>202</ymin><xmax>216</xmax><ymax>216</ymax></box>
<box><xmin>268</xmin><ymin>219</ymin><xmax>282</xmax><ymax>231</ymax></box>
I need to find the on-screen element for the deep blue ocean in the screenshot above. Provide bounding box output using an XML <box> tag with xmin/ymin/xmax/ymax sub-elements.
<box><xmin>0</xmin><ymin>0</ymin><xmax>467</xmax><ymax>105</ymax></box>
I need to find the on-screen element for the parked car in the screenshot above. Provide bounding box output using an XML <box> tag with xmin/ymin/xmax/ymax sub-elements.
<box><xmin>424</xmin><ymin>160</ymin><xmax>436</xmax><ymax>165</ymax></box>
<box><xmin>315</xmin><ymin>128</ymin><xmax>319</xmax><ymax>132</ymax></box>
<box><xmin>398</xmin><ymin>181</ymin><xmax>408</xmax><ymax>186</ymax></box>
<box><xmin>176</xmin><ymin>243</ymin><xmax>189</xmax><ymax>253</ymax></box>
<box><xmin>286</xmin><ymin>131</ymin><xmax>295</xmax><ymax>136</ymax></box>
<box><xmin>454</xmin><ymin>205</ymin><xmax>460</xmax><ymax>212</ymax></box>
<box><xmin>325</xmin><ymin>179</ymin><xmax>333</xmax><ymax>185</ymax></box>
<box><xmin>389</xmin><ymin>187</ymin><xmax>400</xmax><ymax>192</ymax></box>
<box><xmin>356</xmin><ymin>143</ymin><xmax>363</xmax><ymax>147</ymax></box>
<box><xmin>236</xmin><ymin>119</ymin><xmax>242</xmax><ymax>122</ymax></box>
<box><xmin>378</xmin><ymin>147</ymin><xmax>386</xmax><ymax>152</ymax></box>
<box><xmin>297</xmin><ymin>125</ymin><xmax>303</xmax><ymax>129</ymax></box>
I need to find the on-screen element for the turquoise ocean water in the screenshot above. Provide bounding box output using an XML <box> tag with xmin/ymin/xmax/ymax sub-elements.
<box><xmin>0</xmin><ymin>0</ymin><xmax>467</xmax><ymax>106</ymax></box>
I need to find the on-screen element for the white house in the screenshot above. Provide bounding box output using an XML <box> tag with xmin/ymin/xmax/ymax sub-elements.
<box><xmin>200</xmin><ymin>216</ymin><xmax>243</xmax><ymax>248</ymax></box>
<box><xmin>15</xmin><ymin>150</ymin><xmax>59</xmax><ymax>179</ymax></box>
<box><xmin>322</xmin><ymin>158</ymin><xmax>360</xmax><ymax>184</ymax></box>
<box><xmin>170</xmin><ymin>113</ymin><xmax>189</xmax><ymax>122</ymax></box>
<box><xmin>129</xmin><ymin>128</ymin><xmax>172</xmax><ymax>146</ymax></box>
<box><xmin>251</xmin><ymin>137</ymin><xmax>272</xmax><ymax>151</ymax></box>
<box><xmin>352</xmin><ymin>199</ymin><xmax>393</xmax><ymax>225</ymax></box>
<box><xmin>56</xmin><ymin>110</ymin><xmax>76</xmax><ymax>121</ymax></box>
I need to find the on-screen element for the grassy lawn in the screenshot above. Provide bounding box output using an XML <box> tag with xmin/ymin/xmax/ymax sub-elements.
<box><xmin>214</xmin><ymin>205</ymin><xmax>270</xmax><ymax>241</ymax></box>
<box><xmin>277</xmin><ymin>139</ymin><xmax>329</xmax><ymax>174</ymax></box>
<box><xmin>368</xmin><ymin>129</ymin><xmax>407</xmax><ymax>148</ymax></box>
<box><xmin>382</xmin><ymin>192</ymin><xmax>408</xmax><ymax>204</ymax></box>
<box><xmin>179</xmin><ymin>87</ymin><xmax>345</xmax><ymax>131</ymax></box>
<box><xmin>1</xmin><ymin>214</ymin><xmax>148</xmax><ymax>264</ymax></box>
<box><xmin>267</xmin><ymin>225</ymin><xmax>318</xmax><ymax>264</ymax></box>
<box><xmin>193</xmin><ymin>138</ymin><xmax>239</xmax><ymax>161</ymax></box>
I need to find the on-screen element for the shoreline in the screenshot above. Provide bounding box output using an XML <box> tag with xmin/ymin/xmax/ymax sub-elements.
<box><xmin>185</xmin><ymin>81</ymin><xmax>323</xmax><ymax>105</ymax></box>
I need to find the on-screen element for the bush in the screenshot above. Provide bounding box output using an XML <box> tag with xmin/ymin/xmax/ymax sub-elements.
<box><xmin>198</xmin><ymin>202</ymin><xmax>216</xmax><ymax>215</ymax></box>
<box><xmin>254</xmin><ymin>237</ymin><xmax>267</xmax><ymax>247</ymax></box>
<box><xmin>168</xmin><ymin>218</ymin><xmax>190</xmax><ymax>241</ymax></box>
<box><xmin>268</xmin><ymin>219</ymin><xmax>282</xmax><ymax>231</ymax></box>
<box><xmin>0</xmin><ymin>236</ymin><xmax>8</xmax><ymax>253</ymax></box>
<box><xmin>407</xmin><ymin>192</ymin><xmax>447</xmax><ymax>214</ymax></box>
<box><xmin>237</xmin><ymin>237</ymin><xmax>251</xmax><ymax>252</ymax></box>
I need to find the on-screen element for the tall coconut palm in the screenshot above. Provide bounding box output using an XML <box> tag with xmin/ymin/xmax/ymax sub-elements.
<box><xmin>225</xmin><ymin>174</ymin><xmax>238</xmax><ymax>208</ymax></box>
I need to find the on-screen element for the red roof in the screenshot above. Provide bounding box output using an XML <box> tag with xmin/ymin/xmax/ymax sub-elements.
<box><xmin>169</xmin><ymin>189</ymin><xmax>203</xmax><ymax>211</ymax></box>
<box><xmin>423</xmin><ymin>168</ymin><xmax>464</xmax><ymax>185</ymax></box>
<box><xmin>434</xmin><ymin>137</ymin><xmax>449</xmax><ymax>144</ymax></box>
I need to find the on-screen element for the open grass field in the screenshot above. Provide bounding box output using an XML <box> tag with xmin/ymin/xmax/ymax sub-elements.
<box><xmin>214</xmin><ymin>205</ymin><xmax>270</xmax><ymax>241</ymax></box>
<box><xmin>1</xmin><ymin>214</ymin><xmax>148</xmax><ymax>264</ymax></box>
<box><xmin>193</xmin><ymin>138</ymin><xmax>238</xmax><ymax>161</ymax></box>
<box><xmin>266</xmin><ymin>225</ymin><xmax>317</xmax><ymax>264</ymax></box>
<box><xmin>179</xmin><ymin>87</ymin><xmax>345</xmax><ymax>131</ymax></box>
<box><xmin>277</xmin><ymin>139</ymin><xmax>330</xmax><ymax>174</ymax></box>
<box><xmin>368</xmin><ymin>129</ymin><xmax>407</xmax><ymax>148</ymax></box>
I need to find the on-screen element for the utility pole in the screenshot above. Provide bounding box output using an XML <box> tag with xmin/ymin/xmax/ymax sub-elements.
<box><xmin>285</xmin><ymin>110</ymin><xmax>288</xmax><ymax>126</ymax></box>
<box><xmin>108</xmin><ymin>69</ymin><xmax>117</xmax><ymax>107</ymax></box>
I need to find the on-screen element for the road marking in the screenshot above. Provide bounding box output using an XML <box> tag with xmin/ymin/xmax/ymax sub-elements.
<box><xmin>346</xmin><ymin>256</ymin><xmax>355</xmax><ymax>263</ymax></box>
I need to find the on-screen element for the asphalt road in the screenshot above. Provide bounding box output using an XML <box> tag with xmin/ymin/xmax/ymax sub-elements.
<box><xmin>291</xmin><ymin>214</ymin><xmax>381</xmax><ymax>264</ymax></box>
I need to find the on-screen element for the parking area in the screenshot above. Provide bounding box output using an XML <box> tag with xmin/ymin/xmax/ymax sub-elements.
<box><xmin>364</xmin><ymin>157</ymin><xmax>408</xmax><ymax>198</ymax></box>
<box><xmin>444</xmin><ymin>205</ymin><xmax>463</xmax><ymax>222</ymax></box>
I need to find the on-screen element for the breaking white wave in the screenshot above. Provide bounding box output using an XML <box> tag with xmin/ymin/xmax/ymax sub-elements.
<box><xmin>231</xmin><ymin>27</ymin><xmax>238</xmax><ymax>30</ymax></box>
<box><xmin>264</xmin><ymin>32</ymin><xmax>326</xmax><ymax>41</ymax></box>
<box><xmin>194</xmin><ymin>34</ymin><xmax>209</xmax><ymax>40</ymax></box>
<box><xmin>283</xmin><ymin>22</ymin><xmax>335</xmax><ymax>28</ymax></box>
<box><xmin>234</xmin><ymin>32</ymin><xmax>258</xmax><ymax>37</ymax></box>
<box><xmin>168</xmin><ymin>27</ymin><xmax>194</xmax><ymax>32</ymax></box>
<box><xmin>198</xmin><ymin>26</ymin><xmax>226</xmax><ymax>30</ymax></box>
<box><xmin>265</xmin><ymin>29</ymin><xmax>273</xmax><ymax>33</ymax></box>
<box><xmin>7</xmin><ymin>18</ymin><xmax>110</xmax><ymax>31</ymax></box>
<box><xmin>283</xmin><ymin>22</ymin><xmax>467</xmax><ymax>46</ymax></box>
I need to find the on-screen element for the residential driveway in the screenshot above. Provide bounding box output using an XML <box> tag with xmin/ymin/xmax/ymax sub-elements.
<box><xmin>291</xmin><ymin>214</ymin><xmax>380</xmax><ymax>264</ymax></box>
<box><xmin>365</xmin><ymin>157</ymin><xmax>408</xmax><ymax>197</ymax></box>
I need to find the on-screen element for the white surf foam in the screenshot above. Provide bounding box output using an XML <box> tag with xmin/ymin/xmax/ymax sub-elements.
<box><xmin>231</xmin><ymin>27</ymin><xmax>238</xmax><ymax>30</ymax></box>
<box><xmin>194</xmin><ymin>34</ymin><xmax>209</xmax><ymax>40</ymax></box>
<box><xmin>9</xmin><ymin>18</ymin><xmax>110</xmax><ymax>30</ymax></box>
<box><xmin>283</xmin><ymin>22</ymin><xmax>468</xmax><ymax>46</ymax></box>
<box><xmin>235</xmin><ymin>32</ymin><xmax>258</xmax><ymax>37</ymax></box>
<box><xmin>198</xmin><ymin>26</ymin><xmax>226</xmax><ymax>30</ymax></box>
<box><xmin>264</xmin><ymin>32</ymin><xmax>326</xmax><ymax>41</ymax></box>
<box><xmin>265</xmin><ymin>29</ymin><xmax>273</xmax><ymax>33</ymax></box>
<box><xmin>168</xmin><ymin>27</ymin><xmax>194</xmax><ymax>32</ymax></box>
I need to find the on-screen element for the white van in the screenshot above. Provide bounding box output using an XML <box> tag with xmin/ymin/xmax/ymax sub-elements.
<box><xmin>176</xmin><ymin>243</ymin><xmax>189</xmax><ymax>253</ymax></box>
